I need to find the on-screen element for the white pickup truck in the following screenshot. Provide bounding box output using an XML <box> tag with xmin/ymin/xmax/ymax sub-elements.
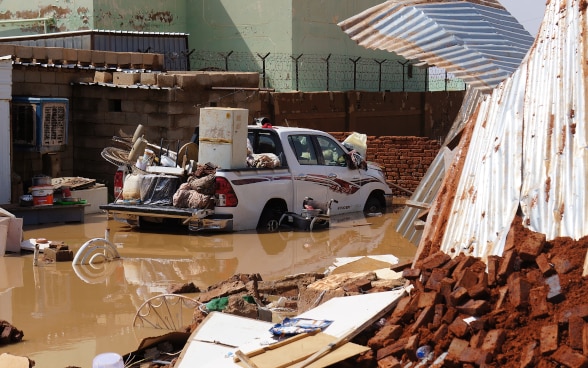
<box><xmin>100</xmin><ymin>125</ymin><xmax>393</xmax><ymax>232</ymax></box>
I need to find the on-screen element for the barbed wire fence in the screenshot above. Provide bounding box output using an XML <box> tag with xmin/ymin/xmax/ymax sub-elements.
<box><xmin>189</xmin><ymin>50</ymin><xmax>466</xmax><ymax>92</ymax></box>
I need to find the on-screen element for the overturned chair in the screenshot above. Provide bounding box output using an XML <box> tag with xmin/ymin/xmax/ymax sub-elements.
<box><xmin>279</xmin><ymin>197</ymin><xmax>338</xmax><ymax>231</ymax></box>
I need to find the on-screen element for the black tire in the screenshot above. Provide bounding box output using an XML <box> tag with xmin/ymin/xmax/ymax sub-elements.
<box><xmin>363</xmin><ymin>194</ymin><xmax>385</xmax><ymax>214</ymax></box>
<box><xmin>257</xmin><ymin>203</ymin><xmax>286</xmax><ymax>232</ymax></box>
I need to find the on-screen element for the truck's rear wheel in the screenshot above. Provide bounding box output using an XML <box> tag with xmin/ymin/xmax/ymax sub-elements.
<box><xmin>257</xmin><ymin>202</ymin><xmax>286</xmax><ymax>233</ymax></box>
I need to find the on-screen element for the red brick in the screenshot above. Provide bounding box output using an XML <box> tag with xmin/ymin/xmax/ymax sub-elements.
<box><xmin>424</xmin><ymin>268</ymin><xmax>448</xmax><ymax>292</ymax></box>
<box><xmin>377</xmin><ymin>355</ymin><xmax>401</xmax><ymax>368</ymax></box>
<box><xmin>517</xmin><ymin>231</ymin><xmax>545</xmax><ymax>261</ymax></box>
<box><xmin>551</xmin><ymin>254</ymin><xmax>575</xmax><ymax>274</ymax></box>
<box><xmin>405</xmin><ymin>334</ymin><xmax>419</xmax><ymax>361</ymax></box>
<box><xmin>376</xmin><ymin>337</ymin><xmax>409</xmax><ymax>360</ymax></box>
<box><xmin>497</xmin><ymin>250</ymin><xmax>516</xmax><ymax>285</ymax></box>
<box><xmin>481</xmin><ymin>329</ymin><xmax>506</xmax><ymax>355</ymax></box>
<box><xmin>368</xmin><ymin>324</ymin><xmax>403</xmax><ymax>350</ymax></box>
<box><xmin>439</xmin><ymin>277</ymin><xmax>456</xmax><ymax>304</ymax></box>
<box><xmin>507</xmin><ymin>272</ymin><xmax>532</xmax><ymax>309</ymax></box>
<box><xmin>456</xmin><ymin>269</ymin><xmax>480</xmax><ymax>290</ymax></box>
<box><xmin>418</xmin><ymin>291</ymin><xmax>441</xmax><ymax>308</ymax></box>
<box><xmin>441</xmin><ymin>254</ymin><xmax>463</xmax><ymax>273</ymax></box>
<box><xmin>584</xmin><ymin>324</ymin><xmax>588</xmax><ymax>356</ymax></box>
<box><xmin>450</xmin><ymin>286</ymin><xmax>469</xmax><ymax>306</ymax></box>
<box><xmin>558</xmin><ymin>304</ymin><xmax>588</xmax><ymax>324</ymax></box>
<box><xmin>569</xmin><ymin>316</ymin><xmax>585</xmax><ymax>350</ymax></box>
<box><xmin>451</xmin><ymin>256</ymin><xmax>479</xmax><ymax>281</ymax></box>
<box><xmin>459</xmin><ymin>346</ymin><xmax>492</xmax><ymax>366</ymax></box>
<box><xmin>468</xmin><ymin>274</ymin><xmax>489</xmax><ymax>299</ymax></box>
<box><xmin>470</xmin><ymin>330</ymin><xmax>487</xmax><ymax>349</ymax></box>
<box><xmin>418</xmin><ymin>251</ymin><xmax>451</xmax><ymax>271</ymax></box>
<box><xmin>402</xmin><ymin>268</ymin><xmax>421</xmax><ymax>280</ymax></box>
<box><xmin>487</xmin><ymin>255</ymin><xmax>500</xmax><ymax>286</ymax></box>
<box><xmin>536</xmin><ymin>253</ymin><xmax>556</xmax><ymax>276</ymax></box>
<box><xmin>432</xmin><ymin>323</ymin><xmax>449</xmax><ymax>345</ymax></box>
<box><xmin>448</xmin><ymin>317</ymin><xmax>470</xmax><ymax>338</ymax></box>
<box><xmin>431</xmin><ymin>304</ymin><xmax>446</xmax><ymax>329</ymax></box>
<box><xmin>520</xmin><ymin>341</ymin><xmax>538</xmax><ymax>368</ymax></box>
<box><xmin>446</xmin><ymin>338</ymin><xmax>470</xmax><ymax>365</ymax></box>
<box><xmin>411</xmin><ymin>305</ymin><xmax>435</xmax><ymax>333</ymax></box>
<box><xmin>551</xmin><ymin>345</ymin><xmax>588</xmax><ymax>368</ymax></box>
<box><xmin>529</xmin><ymin>286</ymin><xmax>550</xmax><ymax>319</ymax></box>
<box><xmin>457</xmin><ymin>299</ymin><xmax>490</xmax><ymax>316</ymax></box>
<box><xmin>442</xmin><ymin>307</ymin><xmax>458</xmax><ymax>325</ymax></box>
<box><xmin>540</xmin><ymin>324</ymin><xmax>559</xmax><ymax>355</ymax></box>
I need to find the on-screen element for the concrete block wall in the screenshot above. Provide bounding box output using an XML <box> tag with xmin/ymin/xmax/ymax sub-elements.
<box><xmin>71</xmin><ymin>71</ymin><xmax>262</xmax><ymax>190</ymax></box>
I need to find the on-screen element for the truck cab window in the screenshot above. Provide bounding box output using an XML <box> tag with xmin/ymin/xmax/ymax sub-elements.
<box><xmin>317</xmin><ymin>136</ymin><xmax>347</xmax><ymax>166</ymax></box>
<box><xmin>289</xmin><ymin>135</ymin><xmax>317</xmax><ymax>165</ymax></box>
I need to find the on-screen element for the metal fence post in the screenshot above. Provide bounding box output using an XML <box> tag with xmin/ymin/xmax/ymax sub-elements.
<box><xmin>375</xmin><ymin>59</ymin><xmax>387</xmax><ymax>92</ymax></box>
<box><xmin>291</xmin><ymin>54</ymin><xmax>303</xmax><ymax>90</ymax></box>
<box><xmin>349</xmin><ymin>57</ymin><xmax>361</xmax><ymax>90</ymax></box>
<box><xmin>257</xmin><ymin>52</ymin><xmax>271</xmax><ymax>88</ymax></box>
<box><xmin>218</xmin><ymin>51</ymin><xmax>233</xmax><ymax>71</ymax></box>
<box><xmin>322</xmin><ymin>54</ymin><xmax>331</xmax><ymax>91</ymax></box>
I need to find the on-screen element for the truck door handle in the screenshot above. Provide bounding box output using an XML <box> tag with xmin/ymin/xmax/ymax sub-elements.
<box><xmin>328</xmin><ymin>173</ymin><xmax>337</xmax><ymax>178</ymax></box>
<box><xmin>298</xmin><ymin>174</ymin><xmax>307</xmax><ymax>179</ymax></box>
<box><xmin>352</xmin><ymin>176</ymin><xmax>360</xmax><ymax>180</ymax></box>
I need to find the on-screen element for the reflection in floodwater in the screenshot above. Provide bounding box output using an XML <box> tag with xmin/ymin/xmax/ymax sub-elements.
<box><xmin>0</xmin><ymin>210</ymin><xmax>416</xmax><ymax>367</ymax></box>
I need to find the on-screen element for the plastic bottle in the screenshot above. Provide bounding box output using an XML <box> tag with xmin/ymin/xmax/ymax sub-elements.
<box><xmin>416</xmin><ymin>345</ymin><xmax>431</xmax><ymax>360</ymax></box>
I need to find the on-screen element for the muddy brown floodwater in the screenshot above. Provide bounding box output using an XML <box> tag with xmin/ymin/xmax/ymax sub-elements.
<box><xmin>0</xmin><ymin>209</ymin><xmax>416</xmax><ymax>367</ymax></box>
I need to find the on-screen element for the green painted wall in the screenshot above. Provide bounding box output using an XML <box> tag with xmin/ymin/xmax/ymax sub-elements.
<box><xmin>93</xmin><ymin>0</ymin><xmax>187</xmax><ymax>32</ymax></box>
<box><xmin>0</xmin><ymin>0</ymin><xmax>94</xmax><ymax>36</ymax></box>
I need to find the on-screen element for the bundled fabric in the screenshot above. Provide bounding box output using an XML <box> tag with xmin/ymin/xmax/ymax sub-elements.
<box><xmin>173</xmin><ymin>164</ymin><xmax>217</xmax><ymax>209</ymax></box>
<box><xmin>186</xmin><ymin>173</ymin><xmax>216</xmax><ymax>195</ymax></box>
<box><xmin>194</xmin><ymin>162</ymin><xmax>218</xmax><ymax>177</ymax></box>
<box><xmin>247</xmin><ymin>153</ymin><xmax>281</xmax><ymax>168</ymax></box>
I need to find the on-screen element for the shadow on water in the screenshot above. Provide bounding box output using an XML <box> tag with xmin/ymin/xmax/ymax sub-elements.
<box><xmin>0</xmin><ymin>210</ymin><xmax>416</xmax><ymax>367</ymax></box>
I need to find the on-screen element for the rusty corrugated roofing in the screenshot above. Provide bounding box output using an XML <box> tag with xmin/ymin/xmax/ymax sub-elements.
<box><xmin>338</xmin><ymin>0</ymin><xmax>534</xmax><ymax>92</ymax></box>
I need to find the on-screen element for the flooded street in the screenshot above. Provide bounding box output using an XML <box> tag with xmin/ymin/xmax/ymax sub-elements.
<box><xmin>0</xmin><ymin>209</ymin><xmax>416</xmax><ymax>367</ymax></box>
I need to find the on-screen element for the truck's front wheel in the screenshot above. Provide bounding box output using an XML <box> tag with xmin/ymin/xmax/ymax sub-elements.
<box><xmin>257</xmin><ymin>202</ymin><xmax>286</xmax><ymax>233</ymax></box>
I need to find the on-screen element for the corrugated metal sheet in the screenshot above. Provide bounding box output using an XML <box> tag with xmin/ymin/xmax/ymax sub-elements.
<box><xmin>429</xmin><ymin>0</ymin><xmax>588</xmax><ymax>261</ymax></box>
<box><xmin>0</xmin><ymin>30</ymin><xmax>190</xmax><ymax>71</ymax></box>
<box><xmin>338</xmin><ymin>0</ymin><xmax>534</xmax><ymax>93</ymax></box>
<box><xmin>344</xmin><ymin>0</ymin><xmax>588</xmax><ymax>262</ymax></box>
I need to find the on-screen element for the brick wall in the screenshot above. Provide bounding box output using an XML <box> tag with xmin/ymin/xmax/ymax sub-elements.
<box><xmin>330</xmin><ymin>133</ymin><xmax>440</xmax><ymax>197</ymax></box>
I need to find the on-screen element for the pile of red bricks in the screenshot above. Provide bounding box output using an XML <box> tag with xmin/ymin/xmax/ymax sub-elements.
<box><xmin>359</xmin><ymin>216</ymin><xmax>588</xmax><ymax>368</ymax></box>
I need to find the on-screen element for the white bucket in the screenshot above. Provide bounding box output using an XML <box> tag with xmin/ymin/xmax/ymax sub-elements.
<box><xmin>92</xmin><ymin>352</ymin><xmax>123</xmax><ymax>368</ymax></box>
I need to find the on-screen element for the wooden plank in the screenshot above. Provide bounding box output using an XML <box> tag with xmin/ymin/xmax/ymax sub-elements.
<box><xmin>405</xmin><ymin>200</ymin><xmax>431</xmax><ymax>210</ymax></box>
<box><xmin>236</xmin><ymin>332</ymin><xmax>368</xmax><ymax>368</ymax></box>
